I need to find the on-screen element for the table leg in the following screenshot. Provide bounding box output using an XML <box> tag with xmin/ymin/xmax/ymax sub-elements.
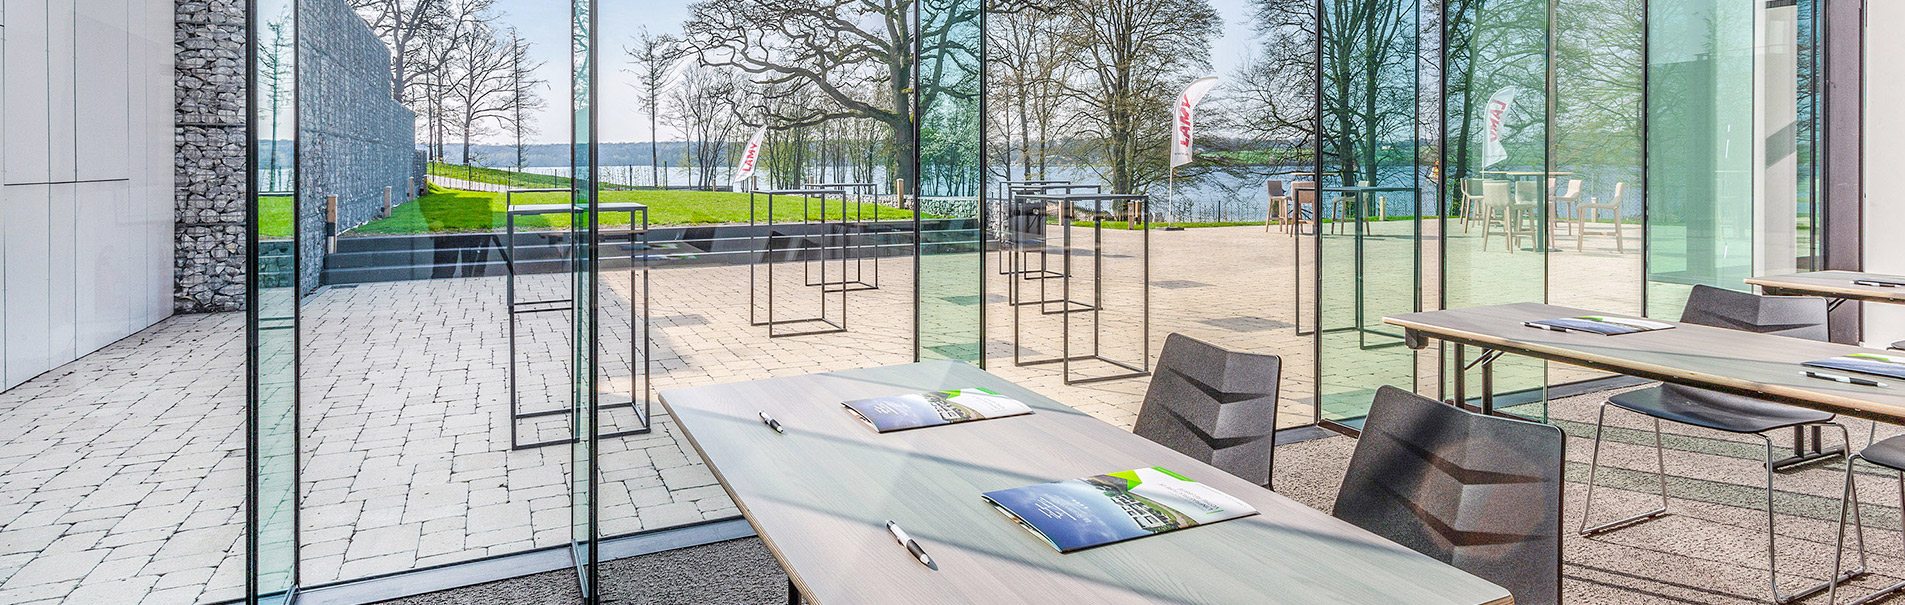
<box><xmin>1770</xmin><ymin>425</ymin><xmax>1846</xmax><ymax>470</ymax></box>
<box><xmin>1481</xmin><ymin>355</ymin><xmax>1495</xmax><ymax>415</ymax></box>
<box><xmin>788</xmin><ymin>579</ymin><xmax>800</xmax><ymax>605</ymax></box>
<box><xmin>1452</xmin><ymin>344</ymin><xmax>1467</xmax><ymax>407</ymax></box>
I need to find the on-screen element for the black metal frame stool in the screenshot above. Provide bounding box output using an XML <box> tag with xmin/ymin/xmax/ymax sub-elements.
<box><xmin>503</xmin><ymin>192</ymin><xmax>653</xmax><ymax>450</ymax></box>
<box><xmin>748</xmin><ymin>188</ymin><xmax>849</xmax><ymax>337</ymax></box>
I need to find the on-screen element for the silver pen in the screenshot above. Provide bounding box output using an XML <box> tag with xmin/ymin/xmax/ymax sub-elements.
<box><xmin>1805</xmin><ymin>371</ymin><xmax>1886</xmax><ymax>388</ymax></box>
<box><xmin>758</xmin><ymin>411</ymin><xmax>785</xmax><ymax>434</ymax></box>
<box><xmin>886</xmin><ymin>520</ymin><xmax>933</xmax><ymax>567</ymax></box>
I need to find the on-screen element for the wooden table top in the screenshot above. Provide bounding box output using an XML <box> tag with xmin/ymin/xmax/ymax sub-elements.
<box><xmin>658</xmin><ymin>361</ymin><xmax>1513</xmax><ymax>605</ymax></box>
<box><xmin>1745</xmin><ymin>271</ymin><xmax>1905</xmax><ymax>304</ymax></box>
<box><xmin>1385</xmin><ymin>303</ymin><xmax>1905</xmax><ymax>423</ymax></box>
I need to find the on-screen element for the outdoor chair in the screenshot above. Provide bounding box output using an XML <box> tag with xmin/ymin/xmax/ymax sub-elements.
<box><xmin>1574</xmin><ymin>182</ymin><xmax>1627</xmax><ymax>253</ymax></box>
<box><xmin>1132</xmin><ymin>333</ymin><xmax>1281</xmax><ymax>489</ymax></box>
<box><xmin>1334</xmin><ymin>386</ymin><xmax>1565</xmax><ymax>605</ymax></box>
<box><xmin>1480</xmin><ymin>180</ymin><xmax>1533</xmax><ymax>252</ymax></box>
<box><xmin>1290</xmin><ymin>181</ymin><xmax>1318</xmax><ymax>235</ymax></box>
<box><xmin>1579</xmin><ymin>284</ymin><xmax>1853</xmax><ymax>604</ymax></box>
<box><xmin>1460</xmin><ymin>178</ymin><xmax>1485</xmax><ymax>232</ymax></box>
<box><xmin>1547</xmin><ymin>179</ymin><xmax>1582</xmax><ymax>244</ymax></box>
<box><xmin>1266</xmin><ymin>180</ymin><xmax>1293</xmax><ymax>233</ymax></box>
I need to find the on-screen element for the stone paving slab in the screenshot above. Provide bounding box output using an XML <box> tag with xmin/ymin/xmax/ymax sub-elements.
<box><xmin>0</xmin><ymin>223</ymin><xmax>1656</xmax><ymax>603</ymax></box>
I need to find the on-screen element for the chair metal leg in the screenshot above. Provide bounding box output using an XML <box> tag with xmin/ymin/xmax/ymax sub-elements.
<box><xmin>1581</xmin><ymin>405</ymin><xmax>1672</xmax><ymax>536</ymax></box>
<box><xmin>788</xmin><ymin>578</ymin><xmax>800</xmax><ymax>605</ymax></box>
<box><xmin>1765</xmin><ymin>423</ymin><xmax>1864</xmax><ymax>604</ymax></box>
<box><xmin>1830</xmin><ymin>456</ymin><xmax>1885</xmax><ymax>605</ymax></box>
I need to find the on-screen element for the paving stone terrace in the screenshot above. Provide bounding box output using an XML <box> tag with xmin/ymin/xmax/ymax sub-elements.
<box><xmin>0</xmin><ymin>221</ymin><xmax>1707</xmax><ymax>604</ymax></box>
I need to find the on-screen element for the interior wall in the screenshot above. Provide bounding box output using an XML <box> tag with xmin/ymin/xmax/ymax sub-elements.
<box><xmin>0</xmin><ymin>0</ymin><xmax>176</xmax><ymax>390</ymax></box>
<box><xmin>1865</xmin><ymin>0</ymin><xmax>1905</xmax><ymax>346</ymax></box>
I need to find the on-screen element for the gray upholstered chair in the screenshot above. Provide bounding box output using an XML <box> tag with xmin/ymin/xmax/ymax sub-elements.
<box><xmin>1132</xmin><ymin>333</ymin><xmax>1281</xmax><ymax>488</ymax></box>
<box><xmin>1579</xmin><ymin>284</ymin><xmax>1852</xmax><ymax>603</ymax></box>
<box><xmin>1333</xmin><ymin>386</ymin><xmax>1564</xmax><ymax>605</ymax></box>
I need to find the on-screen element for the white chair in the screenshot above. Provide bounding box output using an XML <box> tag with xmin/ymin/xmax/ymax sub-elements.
<box><xmin>1480</xmin><ymin>180</ymin><xmax>1533</xmax><ymax>252</ymax></box>
<box><xmin>1574</xmin><ymin>182</ymin><xmax>1626</xmax><ymax>253</ymax></box>
<box><xmin>1460</xmin><ymin>178</ymin><xmax>1485</xmax><ymax>232</ymax></box>
<box><xmin>1547</xmin><ymin>179</ymin><xmax>1582</xmax><ymax>245</ymax></box>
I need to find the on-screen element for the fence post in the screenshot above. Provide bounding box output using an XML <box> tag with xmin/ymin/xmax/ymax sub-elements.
<box><xmin>325</xmin><ymin>194</ymin><xmax>339</xmax><ymax>254</ymax></box>
<box><xmin>384</xmin><ymin>186</ymin><xmax>393</xmax><ymax>217</ymax></box>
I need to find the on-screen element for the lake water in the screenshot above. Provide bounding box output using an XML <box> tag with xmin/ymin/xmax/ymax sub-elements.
<box><xmin>517</xmin><ymin>164</ymin><xmax>1643</xmax><ymax>223</ymax></box>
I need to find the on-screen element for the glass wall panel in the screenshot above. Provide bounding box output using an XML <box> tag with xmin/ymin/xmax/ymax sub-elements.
<box><xmin>571</xmin><ymin>0</ymin><xmax>598</xmax><ymax>595</ymax></box>
<box><xmin>917</xmin><ymin>0</ymin><xmax>985</xmax><ymax>364</ymax></box>
<box><xmin>1313</xmin><ymin>0</ymin><xmax>1421</xmax><ymax>426</ymax></box>
<box><xmin>247</xmin><ymin>0</ymin><xmax>299</xmax><ymax>599</ymax></box>
<box><xmin>1441</xmin><ymin>0</ymin><xmax>1549</xmax><ymax>415</ymax></box>
<box><xmin>1645</xmin><ymin>0</ymin><xmax>1752</xmax><ymax>315</ymax></box>
<box><xmin>1547</xmin><ymin>0</ymin><xmax>1645</xmax><ymax>386</ymax></box>
<box><xmin>288</xmin><ymin>0</ymin><xmax>586</xmax><ymax>591</ymax></box>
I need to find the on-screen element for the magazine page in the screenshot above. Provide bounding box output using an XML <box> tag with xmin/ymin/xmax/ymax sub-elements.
<box><xmin>981</xmin><ymin>467</ymin><xmax>1257</xmax><ymax>553</ymax></box>
<box><xmin>1804</xmin><ymin>353</ymin><xmax>1905</xmax><ymax>381</ymax></box>
<box><xmin>841</xmin><ymin>388</ymin><xmax>1032</xmax><ymax>433</ymax></box>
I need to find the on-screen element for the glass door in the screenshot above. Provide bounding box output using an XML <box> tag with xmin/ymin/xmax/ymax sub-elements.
<box><xmin>246</xmin><ymin>0</ymin><xmax>299</xmax><ymax>599</ymax></box>
<box><xmin>1441</xmin><ymin>0</ymin><xmax>1550</xmax><ymax>417</ymax></box>
<box><xmin>1312</xmin><ymin>0</ymin><xmax>1421</xmax><ymax>429</ymax></box>
<box><xmin>570</xmin><ymin>0</ymin><xmax>598</xmax><ymax>598</ymax></box>
<box><xmin>915</xmin><ymin>0</ymin><xmax>986</xmax><ymax>364</ymax></box>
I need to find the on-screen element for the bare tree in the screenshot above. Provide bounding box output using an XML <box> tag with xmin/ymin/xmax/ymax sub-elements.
<box><xmin>989</xmin><ymin>4</ymin><xmax>1078</xmax><ymax>182</ymax></box>
<box><xmin>625</xmin><ymin>27</ymin><xmax>687</xmax><ymax>188</ymax></box>
<box><xmin>441</xmin><ymin>16</ymin><xmax>517</xmax><ymax>166</ymax></box>
<box><xmin>669</xmin><ymin>65</ymin><xmax>747</xmax><ymax>189</ymax></box>
<box><xmin>505</xmin><ymin>29</ymin><xmax>547</xmax><ymax>179</ymax></box>
<box><xmin>260</xmin><ymin>14</ymin><xmax>294</xmax><ymax>191</ymax></box>
<box><xmin>683</xmin><ymin>0</ymin><xmax>979</xmax><ymax>187</ymax></box>
<box><xmin>1059</xmin><ymin>0</ymin><xmax>1221</xmax><ymax>194</ymax></box>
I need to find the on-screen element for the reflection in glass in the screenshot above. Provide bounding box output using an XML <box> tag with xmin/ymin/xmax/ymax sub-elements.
<box><xmin>917</xmin><ymin>0</ymin><xmax>986</xmax><ymax>363</ymax></box>
<box><xmin>1441</xmin><ymin>0</ymin><xmax>1549</xmax><ymax>415</ymax></box>
<box><xmin>247</xmin><ymin>0</ymin><xmax>299</xmax><ymax>600</ymax></box>
<box><xmin>1645</xmin><ymin>0</ymin><xmax>1752</xmax><ymax>316</ymax></box>
<box><xmin>571</xmin><ymin>0</ymin><xmax>598</xmax><ymax>596</ymax></box>
<box><xmin>1312</xmin><ymin>0</ymin><xmax>1420</xmax><ymax>426</ymax></box>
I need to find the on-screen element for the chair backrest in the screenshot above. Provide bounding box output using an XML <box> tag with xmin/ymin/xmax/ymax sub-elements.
<box><xmin>1679</xmin><ymin>284</ymin><xmax>1829</xmax><ymax>341</ymax></box>
<box><xmin>1515</xmin><ymin>180</ymin><xmax>1540</xmax><ymax>204</ymax></box>
<box><xmin>1133</xmin><ymin>333</ymin><xmax>1281</xmax><ymax>487</ymax></box>
<box><xmin>1558</xmin><ymin>179</ymin><xmax>1582</xmax><ymax>200</ymax></box>
<box><xmin>1267</xmin><ymin>180</ymin><xmax>1286</xmax><ymax>197</ymax></box>
<box><xmin>1461</xmin><ymin>178</ymin><xmax>1480</xmax><ymax>197</ymax></box>
<box><xmin>1333</xmin><ymin>386</ymin><xmax>1565</xmax><ymax>605</ymax></box>
<box><xmin>1482</xmin><ymin>181</ymin><xmax>1511</xmax><ymax>207</ymax></box>
<box><xmin>1292</xmin><ymin>181</ymin><xmax>1317</xmax><ymax>205</ymax></box>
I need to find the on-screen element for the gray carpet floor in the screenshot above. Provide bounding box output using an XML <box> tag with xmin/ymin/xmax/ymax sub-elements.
<box><xmin>378</xmin><ymin>386</ymin><xmax>1905</xmax><ymax>604</ymax></box>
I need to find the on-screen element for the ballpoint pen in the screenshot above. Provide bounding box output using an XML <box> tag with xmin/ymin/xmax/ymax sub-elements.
<box><xmin>1805</xmin><ymin>371</ymin><xmax>1887</xmax><ymax>388</ymax></box>
<box><xmin>759</xmin><ymin>411</ymin><xmax>785</xmax><ymax>434</ymax></box>
<box><xmin>886</xmin><ymin>520</ymin><xmax>934</xmax><ymax>567</ymax></box>
<box><xmin>1522</xmin><ymin>321</ymin><xmax>1574</xmax><ymax>333</ymax></box>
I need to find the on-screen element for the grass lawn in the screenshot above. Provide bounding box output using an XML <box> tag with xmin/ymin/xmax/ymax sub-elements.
<box><xmin>338</xmin><ymin>185</ymin><xmax>922</xmax><ymax>235</ymax></box>
<box><xmin>426</xmin><ymin>162</ymin><xmax>607</xmax><ymax>190</ymax></box>
<box><xmin>261</xmin><ymin>195</ymin><xmax>293</xmax><ymax>238</ymax></box>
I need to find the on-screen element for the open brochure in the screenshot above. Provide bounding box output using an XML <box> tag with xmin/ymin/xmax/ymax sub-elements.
<box><xmin>981</xmin><ymin>467</ymin><xmax>1258</xmax><ymax>553</ymax></box>
<box><xmin>1804</xmin><ymin>353</ymin><xmax>1905</xmax><ymax>381</ymax></box>
<box><xmin>1524</xmin><ymin>315</ymin><xmax>1674</xmax><ymax>336</ymax></box>
<box><xmin>841</xmin><ymin>388</ymin><xmax>1032</xmax><ymax>433</ymax></box>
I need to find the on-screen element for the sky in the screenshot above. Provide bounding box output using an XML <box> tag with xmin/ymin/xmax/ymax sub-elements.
<box><xmin>489</xmin><ymin>0</ymin><xmax>1259</xmax><ymax>146</ymax></box>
